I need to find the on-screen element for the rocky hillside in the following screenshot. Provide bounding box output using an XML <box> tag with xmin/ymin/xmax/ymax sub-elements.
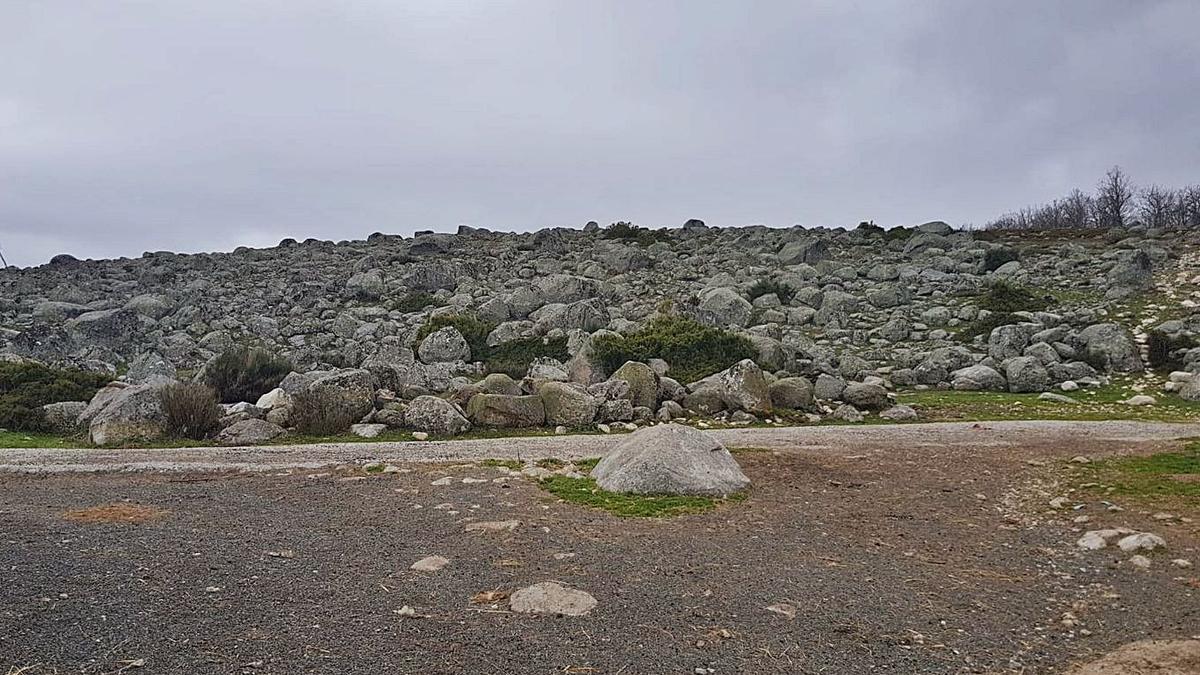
<box><xmin>4</xmin><ymin>219</ymin><xmax>1200</xmax><ymax>444</ymax></box>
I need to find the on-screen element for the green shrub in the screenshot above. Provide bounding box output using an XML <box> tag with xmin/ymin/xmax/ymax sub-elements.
<box><xmin>391</xmin><ymin>292</ymin><xmax>441</xmax><ymax>313</ymax></box>
<box><xmin>415</xmin><ymin>315</ymin><xmax>568</xmax><ymax>377</ymax></box>
<box><xmin>160</xmin><ymin>382</ymin><xmax>222</xmax><ymax>440</ymax></box>
<box><xmin>485</xmin><ymin>336</ymin><xmax>569</xmax><ymax>378</ymax></box>
<box><xmin>204</xmin><ymin>347</ymin><xmax>292</xmax><ymax>404</ymax></box>
<box><xmin>592</xmin><ymin>316</ymin><xmax>756</xmax><ymax>383</ymax></box>
<box><xmin>415</xmin><ymin>314</ymin><xmax>494</xmax><ymax>361</ymax></box>
<box><xmin>983</xmin><ymin>247</ymin><xmax>1020</xmax><ymax>272</ymax></box>
<box><xmin>1148</xmin><ymin>330</ymin><xmax>1196</xmax><ymax>371</ymax></box>
<box><xmin>977</xmin><ymin>280</ymin><xmax>1051</xmax><ymax>314</ymax></box>
<box><xmin>0</xmin><ymin>361</ymin><xmax>109</xmax><ymax>432</ymax></box>
<box><xmin>600</xmin><ymin>221</ymin><xmax>671</xmax><ymax>246</ymax></box>
<box><xmin>291</xmin><ymin>387</ymin><xmax>358</xmax><ymax>436</ymax></box>
<box><xmin>746</xmin><ymin>279</ymin><xmax>796</xmax><ymax>304</ymax></box>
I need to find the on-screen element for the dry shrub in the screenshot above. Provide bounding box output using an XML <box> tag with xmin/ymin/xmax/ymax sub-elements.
<box><xmin>160</xmin><ymin>382</ymin><xmax>222</xmax><ymax>439</ymax></box>
<box><xmin>290</xmin><ymin>387</ymin><xmax>357</xmax><ymax>436</ymax></box>
<box><xmin>62</xmin><ymin>503</ymin><xmax>169</xmax><ymax>524</ymax></box>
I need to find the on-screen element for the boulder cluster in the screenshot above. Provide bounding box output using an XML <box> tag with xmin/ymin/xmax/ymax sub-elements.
<box><xmin>1</xmin><ymin>219</ymin><xmax>1189</xmax><ymax>444</ymax></box>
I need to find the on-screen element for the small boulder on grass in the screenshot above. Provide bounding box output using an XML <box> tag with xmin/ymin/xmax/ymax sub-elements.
<box><xmin>590</xmin><ymin>423</ymin><xmax>749</xmax><ymax>497</ymax></box>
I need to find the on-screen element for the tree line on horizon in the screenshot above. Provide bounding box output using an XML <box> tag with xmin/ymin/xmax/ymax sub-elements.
<box><xmin>984</xmin><ymin>166</ymin><xmax>1200</xmax><ymax>231</ymax></box>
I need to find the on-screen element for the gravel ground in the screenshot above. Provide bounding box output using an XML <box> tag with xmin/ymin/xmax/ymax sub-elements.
<box><xmin>1</xmin><ymin>421</ymin><xmax>1198</xmax><ymax>674</ymax></box>
<box><xmin>2</xmin><ymin>420</ymin><xmax>1198</xmax><ymax>474</ymax></box>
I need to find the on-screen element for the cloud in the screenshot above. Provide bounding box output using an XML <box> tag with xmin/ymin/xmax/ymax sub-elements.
<box><xmin>1</xmin><ymin>0</ymin><xmax>1197</xmax><ymax>266</ymax></box>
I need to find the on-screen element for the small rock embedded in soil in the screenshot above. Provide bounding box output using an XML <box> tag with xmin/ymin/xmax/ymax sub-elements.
<box><xmin>411</xmin><ymin>555</ymin><xmax>449</xmax><ymax>572</ymax></box>
<box><xmin>464</xmin><ymin>519</ymin><xmax>520</xmax><ymax>533</ymax></box>
<box><xmin>509</xmin><ymin>581</ymin><xmax>596</xmax><ymax>616</ymax></box>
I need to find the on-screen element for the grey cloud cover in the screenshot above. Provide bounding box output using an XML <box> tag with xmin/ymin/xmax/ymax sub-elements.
<box><xmin>2</xmin><ymin>0</ymin><xmax>1197</xmax><ymax>267</ymax></box>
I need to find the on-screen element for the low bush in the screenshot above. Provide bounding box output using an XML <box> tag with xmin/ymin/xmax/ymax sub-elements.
<box><xmin>592</xmin><ymin>316</ymin><xmax>756</xmax><ymax>383</ymax></box>
<box><xmin>204</xmin><ymin>347</ymin><xmax>292</xmax><ymax>404</ymax></box>
<box><xmin>416</xmin><ymin>314</ymin><xmax>493</xmax><ymax>360</ymax></box>
<box><xmin>746</xmin><ymin>279</ymin><xmax>796</xmax><ymax>304</ymax></box>
<box><xmin>983</xmin><ymin>247</ymin><xmax>1020</xmax><ymax>272</ymax></box>
<box><xmin>1148</xmin><ymin>330</ymin><xmax>1196</xmax><ymax>371</ymax></box>
<box><xmin>977</xmin><ymin>280</ymin><xmax>1051</xmax><ymax>314</ymax></box>
<box><xmin>391</xmin><ymin>292</ymin><xmax>441</xmax><ymax>314</ymax></box>
<box><xmin>160</xmin><ymin>382</ymin><xmax>222</xmax><ymax>440</ymax></box>
<box><xmin>415</xmin><ymin>315</ymin><xmax>569</xmax><ymax>377</ymax></box>
<box><xmin>0</xmin><ymin>361</ymin><xmax>109</xmax><ymax>432</ymax></box>
<box><xmin>485</xmin><ymin>336</ymin><xmax>570</xmax><ymax>378</ymax></box>
<box><xmin>600</xmin><ymin>221</ymin><xmax>671</xmax><ymax>246</ymax></box>
<box><xmin>290</xmin><ymin>387</ymin><xmax>358</xmax><ymax>436</ymax></box>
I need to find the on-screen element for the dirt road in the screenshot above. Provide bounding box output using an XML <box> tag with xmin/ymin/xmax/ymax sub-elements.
<box><xmin>2</xmin><ymin>419</ymin><xmax>1197</xmax><ymax>473</ymax></box>
<box><xmin>1</xmin><ymin>420</ymin><xmax>1197</xmax><ymax>673</ymax></box>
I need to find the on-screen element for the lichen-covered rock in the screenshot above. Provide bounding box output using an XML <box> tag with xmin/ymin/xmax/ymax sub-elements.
<box><xmin>610</xmin><ymin>361</ymin><xmax>659</xmax><ymax>410</ymax></box>
<box><xmin>87</xmin><ymin>381</ymin><xmax>170</xmax><ymax>446</ymax></box>
<box><xmin>842</xmin><ymin>382</ymin><xmax>889</xmax><ymax>410</ymax></box>
<box><xmin>41</xmin><ymin>401</ymin><xmax>87</xmax><ymax>433</ymax></box>
<box><xmin>715</xmin><ymin>359</ymin><xmax>771</xmax><ymax>414</ymax></box>
<box><xmin>1006</xmin><ymin>356</ymin><xmax>1049</xmax><ymax>393</ymax></box>
<box><xmin>1075</xmin><ymin>323</ymin><xmax>1144</xmax><ymax>373</ymax></box>
<box><xmin>951</xmin><ymin>364</ymin><xmax>1006</xmax><ymax>391</ymax></box>
<box><xmin>591</xmin><ymin>423</ymin><xmax>749</xmax><ymax>496</ymax></box>
<box><xmin>418</xmin><ymin>326</ymin><xmax>470</xmax><ymax>364</ymax></box>
<box><xmin>537</xmin><ymin>381</ymin><xmax>598</xmax><ymax>427</ymax></box>
<box><xmin>465</xmin><ymin>393</ymin><xmax>545</xmax><ymax>427</ymax></box>
<box><xmin>768</xmin><ymin>377</ymin><xmax>815</xmax><ymax>410</ymax></box>
<box><xmin>217</xmin><ymin>418</ymin><xmax>286</xmax><ymax>446</ymax></box>
<box><xmin>405</xmin><ymin>395</ymin><xmax>471</xmax><ymax>435</ymax></box>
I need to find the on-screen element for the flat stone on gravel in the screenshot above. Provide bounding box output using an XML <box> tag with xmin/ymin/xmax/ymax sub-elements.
<box><xmin>509</xmin><ymin>581</ymin><xmax>596</xmax><ymax>616</ymax></box>
<box><xmin>411</xmin><ymin>555</ymin><xmax>449</xmax><ymax>572</ymax></box>
<box><xmin>464</xmin><ymin>519</ymin><xmax>520</xmax><ymax>533</ymax></box>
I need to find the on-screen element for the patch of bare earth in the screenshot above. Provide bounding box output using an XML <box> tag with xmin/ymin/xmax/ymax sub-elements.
<box><xmin>61</xmin><ymin>502</ymin><xmax>169</xmax><ymax>524</ymax></box>
<box><xmin>1065</xmin><ymin>639</ymin><xmax>1200</xmax><ymax>674</ymax></box>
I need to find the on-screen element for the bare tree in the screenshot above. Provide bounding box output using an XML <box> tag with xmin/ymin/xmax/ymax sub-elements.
<box><xmin>1139</xmin><ymin>184</ymin><xmax>1178</xmax><ymax>229</ymax></box>
<box><xmin>1183</xmin><ymin>185</ymin><xmax>1200</xmax><ymax>229</ymax></box>
<box><xmin>1060</xmin><ymin>189</ymin><xmax>1094</xmax><ymax>229</ymax></box>
<box><xmin>1095</xmin><ymin>165</ymin><xmax>1135</xmax><ymax>228</ymax></box>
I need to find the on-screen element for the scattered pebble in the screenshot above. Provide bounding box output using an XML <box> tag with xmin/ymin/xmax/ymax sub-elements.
<box><xmin>411</xmin><ymin>555</ymin><xmax>450</xmax><ymax>572</ymax></box>
<box><xmin>509</xmin><ymin>581</ymin><xmax>596</xmax><ymax>616</ymax></box>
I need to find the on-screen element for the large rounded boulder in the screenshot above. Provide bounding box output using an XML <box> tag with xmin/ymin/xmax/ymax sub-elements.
<box><xmin>591</xmin><ymin>424</ymin><xmax>750</xmax><ymax>497</ymax></box>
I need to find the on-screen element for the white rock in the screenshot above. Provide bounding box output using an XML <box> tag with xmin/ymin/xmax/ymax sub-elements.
<box><xmin>1170</xmin><ymin>558</ymin><xmax>1193</xmax><ymax>569</ymax></box>
<box><xmin>412</xmin><ymin>431</ymin><xmax>429</xmax><ymax>441</ymax></box>
<box><xmin>1117</xmin><ymin>532</ymin><xmax>1167</xmax><ymax>552</ymax></box>
<box><xmin>1060</xmin><ymin>380</ymin><xmax>1079</xmax><ymax>392</ymax></box>
<box><xmin>411</xmin><ymin>555</ymin><xmax>449</xmax><ymax>572</ymax></box>
<box><xmin>430</xmin><ymin>476</ymin><xmax>452</xmax><ymax>486</ymax></box>
<box><xmin>1120</xmin><ymin>395</ymin><xmax>1156</xmax><ymax>406</ymax></box>
<box><xmin>509</xmin><ymin>581</ymin><xmax>596</xmax><ymax>616</ymax></box>
<box><xmin>1127</xmin><ymin>555</ymin><xmax>1152</xmax><ymax>569</ymax></box>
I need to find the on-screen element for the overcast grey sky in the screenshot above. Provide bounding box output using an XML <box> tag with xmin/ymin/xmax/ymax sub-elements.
<box><xmin>2</xmin><ymin>1</ymin><xmax>1197</xmax><ymax>267</ymax></box>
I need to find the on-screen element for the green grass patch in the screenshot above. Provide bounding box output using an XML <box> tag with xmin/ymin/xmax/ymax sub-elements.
<box><xmin>539</xmin><ymin>474</ymin><xmax>746</xmax><ymax>517</ymax></box>
<box><xmin>1074</xmin><ymin>443</ymin><xmax>1200</xmax><ymax>499</ymax></box>
<box><xmin>977</xmin><ymin>279</ymin><xmax>1051</xmax><ymax>313</ymax></box>
<box><xmin>897</xmin><ymin>379</ymin><xmax>1200</xmax><ymax>423</ymax></box>
<box><xmin>600</xmin><ymin>221</ymin><xmax>672</xmax><ymax>246</ymax></box>
<box><xmin>0</xmin><ymin>430</ymin><xmax>85</xmax><ymax>448</ymax></box>
<box><xmin>481</xmin><ymin>458</ymin><xmax>523</xmax><ymax>470</ymax></box>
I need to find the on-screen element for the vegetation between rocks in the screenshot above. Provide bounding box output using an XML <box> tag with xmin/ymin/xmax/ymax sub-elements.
<box><xmin>592</xmin><ymin>316</ymin><xmax>755</xmax><ymax>383</ymax></box>
<box><xmin>160</xmin><ymin>382</ymin><xmax>222</xmax><ymax>440</ymax></box>
<box><xmin>0</xmin><ymin>361</ymin><xmax>108</xmax><ymax>432</ymax></box>
<box><xmin>204</xmin><ymin>347</ymin><xmax>292</xmax><ymax>404</ymax></box>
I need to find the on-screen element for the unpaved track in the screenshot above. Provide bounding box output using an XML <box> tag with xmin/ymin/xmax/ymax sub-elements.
<box><xmin>2</xmin><ymin>420</ymin><xmax>1197</xmax><ymax>473</ymax></box>
<box><xmin>2</xmin><ymin>419</ymin><xmax>1198</xmax><ymax>673</ymax></box>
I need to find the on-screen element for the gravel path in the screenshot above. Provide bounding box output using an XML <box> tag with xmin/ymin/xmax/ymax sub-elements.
<box><xmin>2</xmin><ymin>420</ymin><xmax>1198</xmax><ymax>473</ymax></box>
<box><xmin>2</xmin><ymin>419</ymin><xmax>1197</xmax><ymax>674</ymax></box>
